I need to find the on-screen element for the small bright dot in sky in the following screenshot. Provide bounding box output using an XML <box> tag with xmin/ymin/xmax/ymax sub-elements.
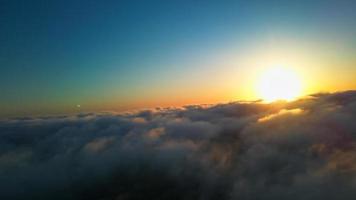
<box><xmin>77</xmin><ymin>104</ymin><xmax>81</xmax><ymax>108</ymax></box>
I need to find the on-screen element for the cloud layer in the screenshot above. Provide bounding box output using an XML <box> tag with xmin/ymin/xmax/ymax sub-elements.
<box><xmin>1</xmin><ymin>91</ymin><xmax>356</xmax><ymax>200</ymax></box>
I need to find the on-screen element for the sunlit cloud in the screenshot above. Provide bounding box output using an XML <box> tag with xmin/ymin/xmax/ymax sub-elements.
<box><xmin>258</xmin><ymin>108</ymin><xmax>303</xmax><ymax>122</ymax></box>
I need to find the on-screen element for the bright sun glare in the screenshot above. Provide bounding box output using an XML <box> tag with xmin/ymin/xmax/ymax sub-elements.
<box><xmin>257</xmin><ymin>67</ymin><xmax>302</xmax><ymax>102</ymax></box>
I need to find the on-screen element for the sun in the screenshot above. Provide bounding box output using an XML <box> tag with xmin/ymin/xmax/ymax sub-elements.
<box><xmin>256</xmin><ymin>67</ymin><xmax>302</xmax><ymax>102</ymax></box>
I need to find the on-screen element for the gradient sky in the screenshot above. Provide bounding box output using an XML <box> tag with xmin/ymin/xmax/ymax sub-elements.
<box><xmin>1</xmin><ymin>0</ymin><xmax>356</xmax><ymax>117</ymax></box>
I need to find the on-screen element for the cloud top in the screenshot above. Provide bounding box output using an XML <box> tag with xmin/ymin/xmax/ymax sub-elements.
<box><xmin>1</xmin><ymin>91</ymin><xmax>356</xmax><ymax>200</ymax></box>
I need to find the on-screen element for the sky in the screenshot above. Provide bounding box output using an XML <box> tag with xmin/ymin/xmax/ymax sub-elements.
<box><xmin>1</xmin><ymin>0</ymin><xmax>356</xmax><ymax>117</ymax></box>
<box><xmin>1</xmin><ymin>2</ymin><xmax>356</xmax><ymax>198</ymax></box>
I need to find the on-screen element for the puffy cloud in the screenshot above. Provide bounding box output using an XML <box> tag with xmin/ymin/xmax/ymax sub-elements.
<box><xmin>1</xmin><ymin>91</ymin><xmax>356</xmax><ymax>199</ymax></box>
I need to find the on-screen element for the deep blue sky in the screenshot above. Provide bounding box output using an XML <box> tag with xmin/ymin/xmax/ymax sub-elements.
<box><xmin>1</xmin><ymin>0</ymin><xmax>356</xmax><ymax>116</ymax></box>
